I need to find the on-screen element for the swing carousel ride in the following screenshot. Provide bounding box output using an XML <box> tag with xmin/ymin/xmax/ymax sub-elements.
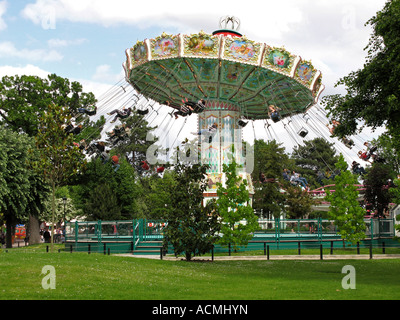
<box><xmin>121</xmin><ymin>16</ymin><xmax>324</xmax><ymax>202</ymax></box>
<box><xmin>79</xmin><ymin>16</ymin><xmax>375</xmax><ymax>203</ymax></box>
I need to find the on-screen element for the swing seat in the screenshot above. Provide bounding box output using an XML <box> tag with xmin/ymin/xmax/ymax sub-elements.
<box><xmin>137</xmin><ymin>109</ymin><xmax>149</xmax><ymax>115</ymax></box>
<box><xmin>238</xmin><ymin>120</ymin><xmax>248</xmax><ymax>127</ymax></box>
<box><xmin>298</xmin><ymin>128</ymin><xmax>308</xmax><ymax>138</ymax></box>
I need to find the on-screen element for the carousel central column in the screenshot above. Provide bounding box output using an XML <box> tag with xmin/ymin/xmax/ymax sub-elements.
<box><xmin>199</xmin><ymin>100</ymin><xmax>252</xmax><ymax>203</ymax></box>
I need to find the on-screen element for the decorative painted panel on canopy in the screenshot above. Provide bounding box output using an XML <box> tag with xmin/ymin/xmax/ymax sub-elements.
<box><xmin>182</xmin><ymin>32</ymin><xmax>220</xmax><ymax>59</ymax></box>
<box><xmin>150</xmin><ymin>33</ymin><xmax>180</xmax><ymax>60</ymax></box>
<box><xmin>222</xmin><ymin>37</ymin><xmax>262</xmax><ymax>66</ymax></box>
<box><xmin>262</xmin><ymin>46</ymin><xmax>297</xmax><ymax>77</ymax></box>
<box><xmin>294</xmin><ymin>60</ymin><xmax>317</xmax><ymax>88</ymax></box>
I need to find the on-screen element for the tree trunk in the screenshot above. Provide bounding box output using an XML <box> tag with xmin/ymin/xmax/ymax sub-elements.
<box><xmin>5</xmin><ymin>216</ymin><xmax>14</xmax><ymax>249</ymax></box>
<box><xmin>28</xmin><ymin>214</ymin><xmax>41</xmax><ymax>245</ymax></box>
<box><xmin>185</xmin><ymin>251</ymin><xmax>192</xmax><ymax>261</ymax></box>
<box><xmin>50</xmin><ymin>181</ymin><xmax>56</xmax><ymax>252</ymax></box>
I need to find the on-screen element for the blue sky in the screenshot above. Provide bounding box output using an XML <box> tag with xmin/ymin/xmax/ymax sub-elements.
<box><xmin>0</xmin><ymin>0</ymin><xmax>389</xmax><ymax>165</ymax></box>
<box><xmin>0</xmin><ymin>1</ymin><xmax>173</xmax><ymax>89</ymax></box>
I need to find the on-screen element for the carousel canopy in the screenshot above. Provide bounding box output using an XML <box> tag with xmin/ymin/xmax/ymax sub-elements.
<box><xmin>123</xmin><ymin>30</ymin><xmax>324</xmax><ymax>120</ymax></box>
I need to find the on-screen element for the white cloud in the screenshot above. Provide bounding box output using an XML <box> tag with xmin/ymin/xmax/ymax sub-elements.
<box><xmin>0</xmin><ymin>41</ymin><xmax>63</xmax><ymax>61</ymax></box>
<box><xmin>0</xmin><ymin>64</ymin><xmax>50</xmax><ymax>78</ymax></box>
<box><xmin>0</xmin><ymin>0</ymin><xmax>7</xmax><ymax>31</ymax></box>
<box><xmin>92</xmin><ymin>64</ymin><xmax>124</xmax><ymax>84</ymax></box>
<box><xmin>18</xmin><ymin>0</ymin><xmax>312</xmax><ymax>37</ymax></box>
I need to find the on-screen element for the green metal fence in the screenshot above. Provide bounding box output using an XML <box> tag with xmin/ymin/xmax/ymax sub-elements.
<box><xmin>65</xmin><ymin>217</ymin><xmax>396</xmax><ymax>254</ymax></box>
<box><xmin>65</xmin><ymin>219</ymin><xmax>166</xmax><ymax>252</ymax></box>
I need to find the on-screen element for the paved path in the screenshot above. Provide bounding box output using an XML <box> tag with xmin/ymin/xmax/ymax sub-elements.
<box><xmin>116</xmin><ymin>254</ymin><xmax>400</xmax><ymax>261</ymax></box>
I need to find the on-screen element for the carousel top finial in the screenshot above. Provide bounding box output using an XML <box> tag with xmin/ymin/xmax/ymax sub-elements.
<box><xmin>219</xmin><ymin>16</ymin><xmax>241</xmax><ymax>32</ymax></box>
<box><xmin>213</xmin><ymin>16</ymin><xmax>242</xmax><ymax>37</ymax></box>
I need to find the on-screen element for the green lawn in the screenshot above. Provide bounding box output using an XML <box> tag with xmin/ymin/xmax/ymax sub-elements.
<box><xmin>1</xmin><ymin>244</ymin><xmax>399</xmax><ymax>300</ymax></box>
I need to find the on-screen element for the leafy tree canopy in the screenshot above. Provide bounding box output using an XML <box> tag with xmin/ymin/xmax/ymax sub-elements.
<box><xmin>163</xmin><ymin>163</ymin><xmax>220</xmax><ymax>261</ymax></box>
<box><xmin>0</xmin><ymin>74</ymin><xmax>96</xmax><ymax>136</ymax></box>
<box><xmin>291</xmin><ymin>137</ymin><xmax>339</xmax><ymax>188</ymax></box>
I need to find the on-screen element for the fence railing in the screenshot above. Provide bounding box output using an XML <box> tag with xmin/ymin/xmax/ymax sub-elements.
<box><xmin>65</xmin><ymin>219</ymin><xmax>166</xmax><ymax>251</ymax></box>
<box><xmin>255</xmin><ymin>217</ymin><xmax>395</xmax><ymax>240</ymax></box>
<box><xmin>66</xmin><ymin>217</ymin><xmax>395</xmax><ymax>252</ymax></box>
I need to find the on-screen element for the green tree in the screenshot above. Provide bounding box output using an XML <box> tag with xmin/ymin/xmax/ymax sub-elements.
<box><xmin>216</xmin><ymin>156</ymin><xmax>259</xmax><ymax>251</ymax></box>
<box><xmin>372</xmin><ymin>134</ymin><xmax>400</xmax><ymax>173</ymax></box>
<box><xmin>0</xmin><ymin>126</ymin><xmax>47</xmax><ymax>247</ymax></box>
<box><xmin>73</xmin><ymin>152</ymin><xmax>143</xmax><ymax>220</ymax></box>
<box><xmin>252</xmin><ymin>139</ymin><xmax>291</xmax><ymax>218</ymax></box>
<box><xmin>0</xmin><ymin>74</ymin><xmax>96</xmax><ymax>136</ymax></box>
<box><xmin>114</xmin><ymin>110</ymin><xmax>160</xmax><ymax>171</ymax></box>
<box><xmin>24</xmin><ymin>165</ymin><xmax>51</xmax><ymax>244</ymax></box>
<box><xmin>284</xmin><ymin>185</ymin><xmax>316</xmax><ymax>219</ymax></box>
<box><xmin>291</xmin><ymin>137</ymin><xmax>339</xmax><ymax>188</ymax></box>
<box><xmin>389</xmin><ymin>177</ymin><xmax>400</xmax><ymax>233</ymax></box>
<box><xmin>163</xmin><ymin>163</ymin><xmax>220</xmax><ymax>261</ymax></box>
<box><xmin>322</xmin><ymin>0</ymin><xmax>400</xmax><ymax>158</ymax></box>
<box><xmin>84</xmin><ymin>183</ymin><xmax>122</xmax><ymax>221</ymax></box>
<box><xmin>144</xmin><ymin>171</ymin><xmax>177</xmax><ymax>219</ymax></box>
<box><xmin>325</xmin><ymin>155</ymin><xmax>366</xmax><ymax>244</ymax></box>
<box><xmin>363</xmin><ymin>163</ymin><xmax>393</xmax><ymax>217</ymax></box>
<box><xmin>34</xmin><ymin>104</ymin><xmax>86</xmax><ymax>251</ymax></box>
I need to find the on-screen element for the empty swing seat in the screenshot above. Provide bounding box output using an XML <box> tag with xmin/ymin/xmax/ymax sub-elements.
<box><xmin>298</xmin><ymin>128</ymin><xmax>308</xmax><ymax>138</ymax></box>
<box><xmin>238</xmin><ymin>120</ymin><xmax>248</xmax><ymax>127</ymax></box>
<box><xmin>137</xmin><ymin>109</ymin><xmax>149</xmax><ymax>115</ymax></box>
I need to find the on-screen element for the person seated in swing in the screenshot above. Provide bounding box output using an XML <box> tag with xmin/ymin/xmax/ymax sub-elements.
<box><xmin>371</xmin><ymin>153</ymin><xmax>385</xmax><ymax>163</ymax></box>
<box><xmin>108</xmin><ymin>107</ymin><xmax>132</xmax><ymax>123</ymax></box>
<box><xmin>66</xmin><ymin>124</ymin><xmax>82</xmax><ymax>135</ymax></box>
<box><xmin>77</xmin><ymin>105</ymin><xmax>97</xmax><ymax>116</ymax></box>
<box><xmin>326</xmin><ymin>119</ymin><xmax>354</xmax><ymax>148</ymax></box>
<box><xmin>141</xmin><ymin>160</ymin><xmax>150</xmax><ymax>171</ymax></box>
<box><xmin>111</xmin><ymin>154</ymin><xmax>120</xmax><ymax>172</ymax></box>
<box><xmin>193</xmin><ymin>99</ymin><xmax>206</xmax><ymax>113</ymax></box>
<box><xmin>113</xmin><ymin>125</ymin><xmax>131</xmax><ymax>145</ymax></box>
<box><xmin>156</xmin><ymin>166</ymin><xmax>165</xmax><ymax>173</ymax></box>
<box><xmin>326</xmin><ymin>119</ymin><xmax>340</xmax><ymax>136</ymax></box>
<box><xmin>62</xmin><ymin>117</ymin><xmax>76</xmax><ymax>133</ymax></box>
<box><xmin>341</xmin><ymin>136</ymin><xmax>355</xmax><ymax>149</ymax></box>
<box><xmin>173</xmin><ymin>101</ymin><xmax>194</xmax><ymax>119</ymax></box>
<box><xmin>351</xmin><ymin>161</ymin><xmax>366</xmax><ymax>176</ymax></box>
<box><xmin>316</xmin><ymin>170</ymin><xmax>326</xmax><ymax>186</ymax></box>
<box><xmin>364</xmin><ymin>141</ymin><xmax>377</xmax><ymax>157</ymax></box>
<box><xmin>101</xmin><ymin>150</ymin><xmax>110</xmax><ymax>163</ymax></box>
<box><xmin>268</xmin><ymin>105</ymin><xmax>281</xmax><ymax>123</ymax></box>
<box><xmin>282</xmin><ymin>169</ymin><xmax>290</xmax><ymax>182</ymax></box>
<box><xmin>86</xmin><ymin>141</ymin><xmax>106</xmax><ymax>155</ymax></box>
<box><xmin>290</xmin><ymin>170</ymin><xmax>308</xmax><ymax>189</ymax></box>
<box><xmin>191</xmin><ymin>123</ymin><xmax>218</xmax><ymax>143</ymax></box>
<box><xmin>73</xmin><ymin>139</ymin><xmax>88</xmax><ymax>151</ymax></box>
<box><xmin>108</xmin><ymin>124</ymin><xmax>125</xmax><ymax>137</ymax></box>
<box><xmin>183</xmin><ymin>98</ymin><xmax>206</xmax><ymax>114</ymax></box>
<box><xmin>358</xmin><ymin>150</ymin><xmax>371</xmax><ymax>163</ymax></box>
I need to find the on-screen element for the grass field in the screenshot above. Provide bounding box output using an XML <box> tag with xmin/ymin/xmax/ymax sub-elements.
<box><xmin>1</xmin><ymin>244</ymin><xmax>399</xmax><ymax>301</ymax></box>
